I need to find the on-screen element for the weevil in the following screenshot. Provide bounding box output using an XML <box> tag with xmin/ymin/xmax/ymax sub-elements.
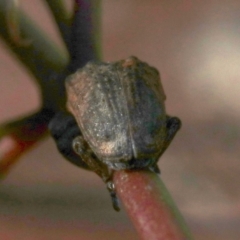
<box><xmin>49</xmin><ymin>56</ymin><xmax>181</xmax><ymax>211</ymax></box>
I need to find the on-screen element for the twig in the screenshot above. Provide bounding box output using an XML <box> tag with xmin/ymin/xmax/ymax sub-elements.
<box><xmin>0</xmin><ymin>0</ymin><xmax>68</xmax><ymax>110</ymax></box>
<box><xmin>44</xmin><ymin>0</ymin><xmax>71</xmax><ymax>50</ymax></box>
<box><xmin>114</xmin><ymin>170</ymin><xmax>193</xmax><ymax>240</ymax></box>
<box><xmin>0</xmin><ymin>110</ymin><xmax>51</xmax><ymax>178</ymax></box>
<box><xmin>69</xmin><ymin>0</ymin><xmax>101</xmax><ymax>73</ymax></box>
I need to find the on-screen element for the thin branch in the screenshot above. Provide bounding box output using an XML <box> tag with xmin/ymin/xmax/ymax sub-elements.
<box><xmin>69</xmin><ymin>0</ymin><xmax>101</xmax><ymax>73</ymax></box>
<box><xmin>0</xmin><ymin>134</ymin><xmax>45</xmax><ymax>179</ymax></box>
<box><xmin>0</xmin><ymin>0</ymin><xmax>69</xmax><ymax>110</ymax></box>
<box><xmin>0</xmin><ymin>109</ymin><xmax>53</xmax><ymax>139</ymax></box>
<box><xmin>0</xmin><ymin>110</ymin><xmax>51</xmax><ymax>178</ymax></box>
<box><xmin>44</xmin><ymin>0</ymin><xmax>72</xmax><ymax>51</ymax></box>
<box><xmin>114</xmin><ymin>170</ymin><xmax>194</xmax><ymax>240</ymax></box>
<box><xmin>6</xmin><ymin>0</ymin><xmax>32</xmax><ymax>47</ymax></box>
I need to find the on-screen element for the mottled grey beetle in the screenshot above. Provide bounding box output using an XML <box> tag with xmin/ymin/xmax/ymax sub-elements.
<box><xmin>49</xmin><ymin>56</ymin><xmax>181</xmax><ymax>211</ymax></box>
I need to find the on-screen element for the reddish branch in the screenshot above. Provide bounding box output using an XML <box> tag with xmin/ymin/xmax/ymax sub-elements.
<box><xmin>0</xmin><ymin>132</ymin><xmax>47</xmax><ymax>178</ymax></box>
<box><xmin>114</xmin><ymin>170</ymin><xmax>193</xmax><ymax>240</ymax></box>
<box><xmin>0</xmin><ymin>135</ymin><xmax>37</xmax><ymax>176</ymax></box>
<box><xmin>0</xmin><ymin>112</ymin><xmax>49</xmax><ymax>177</ymax></box>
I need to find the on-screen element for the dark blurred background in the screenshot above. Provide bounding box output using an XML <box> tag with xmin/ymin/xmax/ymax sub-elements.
<box><xmin>0</xmin><ymin>0</ymin><xmax>240</xmax><ymax>239</ymax></box>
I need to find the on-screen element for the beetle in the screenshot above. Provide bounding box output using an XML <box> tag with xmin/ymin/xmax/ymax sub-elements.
<box><xmin>49</xmin><ymin>56</ymin><xmax>181</xmax><ymax>211</ymax></box>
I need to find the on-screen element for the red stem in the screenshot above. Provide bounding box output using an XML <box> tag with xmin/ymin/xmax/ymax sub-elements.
<box><xmin>0</xmin><ymin>122</ymin><xmax>48</xmax><ymax>177</ymax></box>
<box><xmin>0</xmin><ymin>135</ymin><xmax>36</xmax><ymax>176</ymax></box>
<box><xmin>114</xmin><ymin>170</ymin><xmax>193</xmax><ymax>240</ymax></box>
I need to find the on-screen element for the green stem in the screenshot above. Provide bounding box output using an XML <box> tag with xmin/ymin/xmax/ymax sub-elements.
<box><xmin>0</xmin><ymin>0</ymin><xmax>69</xmax><ymax>110</ymax></box>
<box><xmin>44</xmin><ymin>0</ymin><xmax>71</xmax><ymax>50</ymax></box>
<box><xmin>90</xmin><ymin>0</ymin><xmax>102</xmax><ymax>60</ymax></box>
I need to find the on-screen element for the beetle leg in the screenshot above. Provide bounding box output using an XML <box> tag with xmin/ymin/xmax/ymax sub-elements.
<box><xmin>48</xmin><ymin>111</ymin><xmax>89</xmax><ymax>169</ymax></box>
<box><xmin>149</xmin><ymin>116</ymin><xmax>181</xmax><ymax>172</ymax></box>
<box><xmin>72</xmin><ymin>136</ymin><xmax>120</xmax><ymax>211</ymax></box>
<box><xmin>162</xmin><ymin>116</ymin><xmax>181</xmax><ymax>155</ymax></box>
<box><xmin>149</xmin><ymin>164</ymin><xmax>161</xmax><ymax>174</ymax></box>
<box><xmin>106</xmin><ymin>180</ymin><xmax>120</xmax><ymax>211</ymax></box>
<box><xmin>158</xmin><ymin>116</ymin><xmax>181</xmax><ymax>158</ymax></box>
<box><xmin>49</xmin><ymin>112</ymin><xmax>120</xmax><ymax>211</ymax></box>
<box><xmin>72</xmin><ymin>136</ymin><xmax>111</xmax><ymax>181</ymax></box>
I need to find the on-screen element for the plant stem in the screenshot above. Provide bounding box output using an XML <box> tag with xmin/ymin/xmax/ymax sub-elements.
<box><xmin>114</xmin><ymin>170</ymin><xmax>193</xmax><ymax>240</ymax></box>
<box><xmin>0</xmin><ymin>0</ymin><xmax>68</xmax><ymax>111</ymax></box>
<box><xmin>0</xmin><ymin>0</ymin><xmax>102</xmax><ymax>178</ymax></box>
<box><xmin>44</xmin><ymin>0</ymin><xmax>71</xmax><ymax>51</ymax></box>
<box><xmin>0</xmin><ymin>110</ymin><xmax>52</xmax><ymax>178</ymax></box>
<box><xmin>69</xmin><ymin>0</ymin><xmax>101</xmax><ymax>73</ymax></box>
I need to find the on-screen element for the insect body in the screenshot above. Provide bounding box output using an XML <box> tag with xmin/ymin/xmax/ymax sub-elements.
<box><xmin>67</xmin><ymin>56</ymin><xmax>180</xmax><ymax>168</ymax></box>
<box><xmin>49</xmin><ymin>56</ymin><xmax>181</xmax><ymax>211</ymax></box>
